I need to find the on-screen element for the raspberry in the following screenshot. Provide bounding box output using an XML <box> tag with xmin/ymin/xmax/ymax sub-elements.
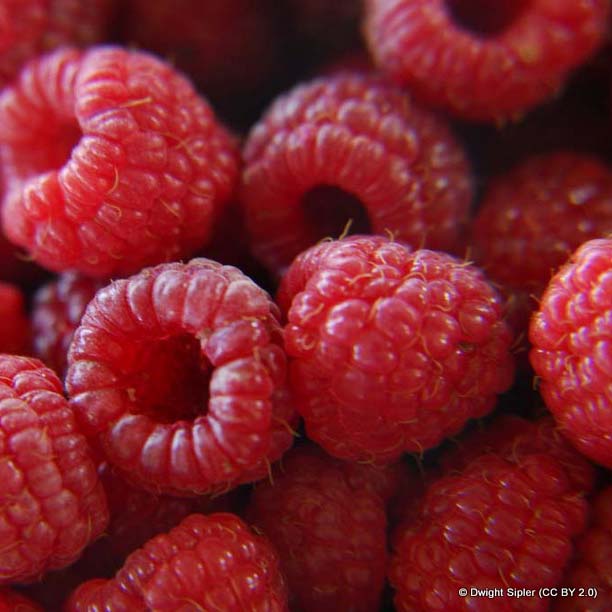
<box><xmin>390</xmin><ymin>452</ymin><xmax>588</xmax><ymax>611</ymax></box>
<box><xmin>0</xmin><ymin>282</ymin><xmax>30</xmax><ymax>355</ymax></box>
<box><xmin>0</xmin><ymin>354</ymin><xmax>108</xmax><ymax>584</ymax></box>
<box><xmin>0</xmin><ymin>0</ymin><xmax>113</xmax><ymax>89</ymax></box>
<box><xmin>66</xmin><ymin>259</ymin><xmax>296</xmax><ymax>496</ymax></box>
<box><xmin>64</xmin><ymin>513</ymin><xmax>288</xmax><ymax>611</ymax></box>
<box><xmin>246</xmin><ymin>443</ymin><xmax>390</xmax><ymax>612</ymax></box>
<box><xmin>364</xmin><ymin>0</ymin><xmax>610</xmax><ymax>122</ymax></box>
<box><xmin>278</xmin><ymin>235</ymin><xmax>515</xmax><ymax>463</ymax></box>
<box><xmin>529</xmin><ymin>238</ymin><xmax>612</xmax><ymax>468</ymax></box>
<box><xmin>0</xmin><ymin>587</ymin><xmax>42</xmax><ymax>611</ymax></box>
<box><xmin>556</xmin><ymin>485</ymin><xmax>612</xmax><ymax>611</ymax></box>
<box><xmin>242</xmin><ymin>72</ymin><xmax>473</xmax><ymax>276</ymax></box>
<box><xmin>473</xmin><ymin>152</ymin><xmax>612</xmax><ymax>292</ymax></box>
<box><xmin>0</xmin><ymin>46</ymin><xmax>239</xmax><ymax>278</ymax></box>
<box><xmin>32</xmin><ymin>272</ymin><xmax>104</xmax><ymax>378</ymax></box>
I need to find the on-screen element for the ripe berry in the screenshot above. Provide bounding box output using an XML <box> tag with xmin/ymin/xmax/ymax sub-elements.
<box><xmin>0</xmin><ymin>282</ymin><xmax>30</xmax><ymax>355</ymax></box>
<box><xmin>247</xmin><ymin>443</ymin><xmax>392</xmax><ymax>612</ymax></box>
<box><xmin>0</xmin><ymin>587</ymin><xmax>42</xmax><ymax>611</ymax></box>
<box><xmin>364</xmin><ymin>0</ymin><xmax>611</xmax><ymax>122</ymax></box>
<box><xmin>278</xmin><ymin>235</ymin><xmax>515</xmax><ymax>463</ymax></box>
<box><xmin>242</xmin><ymin>72</ymin><xmax>473</xmax><ymax>277</ymax></box>
<box><xmin>0</xmin><ymin>354</ymin><xmax>108</xmax><ymax>584</ymax></box>
<box><xmin>530</xmin><ymin>238</ymin><xmax>612</xmax><ymax>468</ymax></box>
<box><xmin>0</xmin><ymin>46</ymin><xmax>239</xmax><ymax>278</ymax></box>
<box><xmin>65</xmin><ymin>513</ymin><xmax>288</xmax><ymax>611</ymax></box>
<box><xmin>390</xmin><ymin>453</ymin><xmax>588</xmax><ymax>611</ymax></box>
<box><xmin>32</xmin><ymin>272</ymin><xmax>104</xmax><ymax>378</ymax></box>
<box><xmin>66</xmin><ymin>259</ymin><xmax>296</xmax><ymax>496</ymax></box>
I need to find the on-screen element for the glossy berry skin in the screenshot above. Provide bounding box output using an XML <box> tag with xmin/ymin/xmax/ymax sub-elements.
<box><xmin>530</xmin><ymin>238</ymin><xmax>612</xmax><ymax>468</ymax></box>
<box><xmin>557</xmin><ymin>485</ymin><xmax>612</xmax><ymax>612</ymax></box>
<box><xmin>390</xmin><ymin>453</ymin><xmax>588</xmax><ymax>611</ymax></box>
<box><xmin>0</xmin><ymin>354</ymin><xmax>108</xmax><ymax>584</ymax></box>
<box><xmin>32</xmin><ymin>272</ymin><xmax>104</xmax><ymax>378</ymax></box>
<box><xmin>0</xmin><ymin>0</ymin><xmax>113</xmax><ymax>89</ymax></box>
<box><xmin>278</xmin><ymin>235</ymin><xmax>515</xmax><ymax>463</ymax></box>
<box><xmin>473</xmin><ymin>152</ymin><xmax>612</xmax><ymax>291</ymax></box>
<box><xmin>365</xmin><ymin>0</ymin><xmax>610</xmax><ymax>123</ymax></box>
<box><xmin>0</xmin><ymin>46</ymin><xmax>239</xmax><ymax>278</ymax></box>
<box><xmin>65</xmin><ymin>513</ymin><xmax>288</xmax><ymax>611</ymax></box>
<box><xmin>66</xmin><ymin>259</ymin><xmax>296</xmax><ymax>496</ymax></box>
<box><xmin>242</xmin><ymin>72</ymin><xmax>473</xmax><ymax>276</ymax></box>
<box><xmin>0</xmin><ymin>282</ymin><xmax>30</xmax><ymax>355</ymax></box>
<box><xmin>247</xmin><ymin>443</ymin><xmax>391</xmax><ymax>612</ymax></box>
<box><xmin>0</xmin><ymin>587</ymin><xmax>42</xmax><ymax>611</ymax></box>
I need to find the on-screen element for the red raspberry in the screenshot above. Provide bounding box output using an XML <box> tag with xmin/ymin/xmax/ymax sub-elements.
<box><xmin>530</xmin><ymin>238</ymin><xmax>612</xmax><ymax>468</ymax></box>
<box><xmin>32</xmin><ymin>272</ymin><xmax>104</xmax><ymax>378</ymax></box>
<box><xmin>0</xmin><ymin>587</ymin><xmax>42</xmax><ymax>611</ymax></box>
<box><xmin>278</xmin><ymin>235</ymin><xmax>515</xmax><ymax>463</ymax></box>
<box><xmin>66</xmin><ymin>259</ymin><xmax>296</xmax><ymax>496</ymax></box>
<box><xmin>242</xmin><ymin>72</ymin><xmax>473</xmax><ymax>277</ymax></box>
<box><xmin>0</xmin><ymin>354</ymin><xmax>108</xmax><ymax>584</ymax></box>
<box><xmin>0</xmin><ymin>282</ymin><xmax>30</xmax><ymax>355</ymax></box>
<box><xmin>118</xmin><ymin>0</ymin><xmax>280</xmax><ymax>105</ymax></box>
<box><xmin>556</xmin><ymin>485</ymin><xmax>612</xmax><ymax>611</ymax></box>
<box><xmin>65</xmin><ymin>513</ymin><xmax>288</xmax><ymax>611</ymax></box>
<box><xmin>246</xmin><ymin>443</ymin><xmax>390</xmax><ymax>612</ymax></box>
<box><xmin>390</xmin><ymin>452</ymin><xmax>588</xmax><ymax>611</ymax></box>
<box><xmin>0</xmin><ymin>46</ymin><xmax>239</xmax><ymax>278</ymax></box>
<box><xmin>0</xmin><ymin>0</ymin><xmax>114</xmax><ymax>89</ymax></box>
<box><xmin>364</xmin><ymin>0</ymin><xmax>610</xmax><ymax>122</ymax></box>
<box><xmin>473</xmin><ymin>152</ymin><xmax>612</xmax><ymax>292</ymax></box>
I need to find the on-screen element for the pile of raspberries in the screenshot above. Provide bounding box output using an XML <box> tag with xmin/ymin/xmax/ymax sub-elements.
<box><xmin>0</xmin><ymin>1</ymin><xmax>611</xmax><ymax>610</ymax></box>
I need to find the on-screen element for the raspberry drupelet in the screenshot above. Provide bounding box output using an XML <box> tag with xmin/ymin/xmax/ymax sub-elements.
<box><xmin>241</xmin><ymin>72</ymin><xmax>473</xmax><ymax>277</ymax></box>
<box><xmin>0</xmin><ymin>0</ymin><xmax>114</xmax><ymax>89</ymax></box>
<box><xmin>0</xmin><ymin>354</ymin><xmax>108</xmax><ymax>584</ymax></box>
<box><xmin>32</xmin><ymin>272</ymin><xmax>105</xmax><ymax>378</ymax></box>
<box><xmin>530</xmin><ymin>238</ymin><xmax>612</xmax><ymax>468</ymax></box>
<box><xmin>277</xmin><ymin>235</ymin><xmax>515</xmax><ymax>464</ymax></box>
<box><xmin>390</xmin><ymin>452</ymin><xmax>588</xmax><ymax>611</ymax></box>
<box><xmin>66</xmin><ymin>259</ymin><xmax>297</xmax><ymax>496</ymax></box>
<box><xmin>364</xmin><ymin>0</ymin><xmax>611</xmax><ymax>123</ymax></box>
<box><xmin>65</xmin><ymin>513</ymin><xmax>289</xmax><ymax>611</ymax></box>
<box><xmin>246</xmin><ymin>443</ymin><xmax>392</xmax><ymax>612</ymax></box>
<box><xmin>0</xmin><ymin>46</ymin><xmax>239</xmax><ymax>278</ymax></box>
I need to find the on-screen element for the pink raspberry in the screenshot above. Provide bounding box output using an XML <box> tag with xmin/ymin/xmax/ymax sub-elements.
<box><xmin>32</xmin><ymin>272</ymin><xmax>104</xmax><ymax>378</ymax></box>
<box><xmin>66</xmin><ymin>259</ymin><xmax>297</xmax><ymax>496</ymax></box>
<box><xmin>390</xmin><ymin>452</ymin><xmax>588</xmax><ymax>611</ymax></box>
<box><xmin>0</xmin><ymin>354</ymin><xmax>108</xmax><ymax>584</ymax></box>
<box><xmin>65</xmin><ymin>513</ymin><xmax>288</xmax><ymax>611</ymax></box>
<box><xmin>242</xmin><ymin>72</ymin><xmax>473</xmax><ymax>277</ymax></box>
<box><xmin>0</xmin><ymin>282</ymin><xmax>30</xmax><ymax>355</ymax></box>
<box><xmin>0</xmin><ymin>46</ymin><xmax>239</xmax><ymax>278</ymax></box>
<box><xmin>278</xmin><ymin>235</ymin><xmax>515</xmax><ymax>463</ymax></box>
<box><xmin>530</xmin><ymin>238</ymin><xmax>612</xmax><ymax>468</ymax></box>
<box><xmin>246</xmin><ymin>443</ymin><xmax>391</xmax><ymax>612</ymax></box>
<box><xmin>0</xmin><ymin>0</ymin><xmax>114</xmax><ymax>89</ymax></box>
<box><xmin>364</xmin><ymin>0</ymin><xmax>610</xmax><ymax>122</ymax></box>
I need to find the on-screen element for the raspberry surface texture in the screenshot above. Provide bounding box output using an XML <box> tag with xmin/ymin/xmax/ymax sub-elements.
<box><xmin>242</xmin><ymin>72</ymin><xmax>473</xmax><ymax>276</ymax></box>
<box><xmin>65</xmin><ymin>513</ymin><xmax>288</xmax><ymax>611</ymax></box>
<box><xmin>247</xmin><ymin>443</ymin><xmax>390</xmax><ymax>612</ymax></box>
<box><xmin>66</xmin><ymin>258</ymin><xmax>296</xmax><ymax>496</ymax></box>
<box><xmin>0</xmin><ymin>46</ymin><xmax>239</xmax><ymax>278</ymax></box>
<box><xmin>364</xmin><ymin>0</ymin><xmax>611</xmax><ymax>122</ymax></box>
<box><xmin>0</xmin><ymin>354</ymin><xmax>108</xmax><ymax>584</ymax></box>
<box><xmin>0</xmin><ymin>0</ymin><xmax>113</xmax><ymax>89</ymax></box>
<box><xmin>530</xmin><ymin>238</ymin><xmax>612</xmax><ymax>468</ymax></box>
<box><xmin>390</xmin><ymin>453</ymin><xmax>588</xmax><ymax>611</ymax></box>
<box><xmin>556</xmin><ymin>485</ymin><xmax>612</xmax><ymax>611</ymax></box>
<box><xmin>32</xmin><ymin>272</ymin><xmax>104</xmax><ymax>378</ymax></box>
<box><xmin>278</xmin><ymin>235</ymin><xmax>515</xmax><ymax>463</ymax></box>
<box><xmin>0</xmin><ymin>587</ymin><xmax>42</xmax><ymax>611</ymax></box>
<box><xmin>0</xmin><ymin>282</ymin><xmax>30</xmax><ymax>355</ymax></box>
